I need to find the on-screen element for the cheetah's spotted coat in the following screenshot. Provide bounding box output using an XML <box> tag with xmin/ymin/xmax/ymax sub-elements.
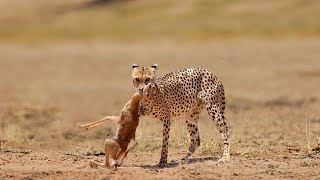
<box><xmin>132</xmin><ymin>65</ymin><xmax>230</xmax><ymax>167</ymax></box>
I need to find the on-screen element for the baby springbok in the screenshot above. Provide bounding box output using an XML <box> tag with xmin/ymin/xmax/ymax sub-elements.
<box><xmin>80</xmin><ymin>84</ymin><xmax>156</xmax><ymax>169</ymax></box>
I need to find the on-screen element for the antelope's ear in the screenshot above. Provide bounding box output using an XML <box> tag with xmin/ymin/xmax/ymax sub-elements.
<box><xmin>150</xmin><ymin>64</ymin><xmax>158</xmax><ymax>70</ymax></box>
<box><xmin>132</xmin><ymin>64</ymin><xmax>139</xmax><ymax>69</ymax></box>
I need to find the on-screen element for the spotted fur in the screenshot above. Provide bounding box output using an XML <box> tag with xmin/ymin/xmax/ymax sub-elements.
<box><xmin>132</xmin><ymin>65</ymin><xmax>230</xmax><ymax>167</ymax></box>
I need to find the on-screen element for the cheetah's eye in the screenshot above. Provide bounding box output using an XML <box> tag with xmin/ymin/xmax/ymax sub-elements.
<box><xmin>135</xmin><ymin>78</ymin><xmax>140</xmax><ymax>82</ymax></box>
<box><xmin>145</xmin><ymin>78</ymin><xmax>150</xmax><ymax>84</ymax></box>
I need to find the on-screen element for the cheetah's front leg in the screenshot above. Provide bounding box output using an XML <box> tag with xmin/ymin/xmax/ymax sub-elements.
<box><xmin>158</xmin><ymin>116</ymin><xmax>171</xmax><ymax>168</ymax></box>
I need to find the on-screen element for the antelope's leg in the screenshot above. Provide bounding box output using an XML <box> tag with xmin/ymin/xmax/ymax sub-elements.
<box><xmin>80</xmin><ymin>116</ymin><xmax>119</xmax><ymax>129</ymax></box>
<box><xmin>85</xmin><ymin>121</ymin><xmax>107</xmax><ymax>130</ymax></box>
<box><xmin>80</xmin><ymin>119</ymin><xmax>107</xmax><ymax>128</ymax></box>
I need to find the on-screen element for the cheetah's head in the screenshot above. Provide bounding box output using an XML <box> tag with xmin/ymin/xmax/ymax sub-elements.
<box><xmin>131</xmin><ymin>64</ymin><xmax>158</xmax><ymax>94</ymax></box>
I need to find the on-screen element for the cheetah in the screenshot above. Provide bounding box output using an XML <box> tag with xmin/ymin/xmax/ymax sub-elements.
<box><xmin>132</xmin><ymin>64</ymin><xmax>230</xmax><ymax>167</ymax></box>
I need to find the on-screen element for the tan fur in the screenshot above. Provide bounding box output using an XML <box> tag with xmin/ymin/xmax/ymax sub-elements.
<box><xmin>131</xmin><ymin>64</ymin><xmax>158</xmax><ymax>94</ymax></box>
<box><xmin>82</xmin><ymin>93</ymin><xmax>143</xmax><ymax>169</ymax></box>
<box><xmin>89</xmin><ymin>139</ymin><xmax>121</xmax><ymax>169</ymax></box>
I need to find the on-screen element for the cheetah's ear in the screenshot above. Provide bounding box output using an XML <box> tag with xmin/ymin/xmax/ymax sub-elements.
<box><xmin>132</xmin><ymin>64</ymin><xmax>139</xmax><ymax>69</ymax></box>
<box><xmin>150</xmin><ymin>64</ymin><xmax>158</xmax><ymax>70</ymax></box>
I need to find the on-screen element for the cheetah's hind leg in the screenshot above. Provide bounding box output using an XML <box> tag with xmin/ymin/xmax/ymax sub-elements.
<box><xmin>200</xmin><ymin>84</ymin><xmax>230</xmax><ymax>163</ymax></box>
<box><xmin>205</xmin><ymin>102</ymin><xmax>230</xmax><ymax>163</ymax></box>
<box><xmin>182</xmin><ymin>105</ymin><xmax>204</xmax><ymax>162</ymax></box>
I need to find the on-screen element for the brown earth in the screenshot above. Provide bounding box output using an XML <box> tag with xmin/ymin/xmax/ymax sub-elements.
<box><xmin>1</xmin><ymin>39</ymin><xmax>320</xmax><ymax>179</ymax></box>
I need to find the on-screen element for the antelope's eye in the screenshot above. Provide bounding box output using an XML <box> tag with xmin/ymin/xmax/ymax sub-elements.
<box><xmin>135</xmin><ymin>78</ymin><xmax>140</xmax><ymax>82</ymax></box>
<box><xmin>145</xmin><ymin>78</ymin><xmax>150</xmax><ymax>84</ymax></box>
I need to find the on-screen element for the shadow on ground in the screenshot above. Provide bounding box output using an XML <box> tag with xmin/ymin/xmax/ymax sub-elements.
<box><xmin>140</xmin><ymin>156</ymin><xmax>219</xmax><ymax>169</ymax></box>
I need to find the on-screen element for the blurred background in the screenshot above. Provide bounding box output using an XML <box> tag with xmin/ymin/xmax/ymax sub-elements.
<box><xmin>0</xmin><ymin>0</ymin><xmax>319</xmax><ymax>42</ymax></box>
<box><xmin>0</xmin><ymin>0</ymin><xmax>319</xmax><ymax>155</ymax></box>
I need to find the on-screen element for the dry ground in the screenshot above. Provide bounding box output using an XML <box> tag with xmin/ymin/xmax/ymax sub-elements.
<box><xmin>0</xmin><ymin>39</ymin><xmax>320</xmax><ymax>179</ymax></box>
<box><xmin>1</xmin><ymin>0</ymin><xmax>320</xmax><ymax>179</ymax></box>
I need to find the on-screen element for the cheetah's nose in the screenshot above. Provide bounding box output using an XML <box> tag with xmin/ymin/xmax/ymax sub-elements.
<box><xmin>139</xmin><ymin>88</ymin><xmax>143</xmax><ymax>92</ymax></box>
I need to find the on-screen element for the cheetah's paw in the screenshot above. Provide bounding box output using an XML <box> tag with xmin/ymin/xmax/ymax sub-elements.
<box><xmin>217</xmin><ymin>156</ymin><xmax>230</xmax><ymax>164</ymax></box>
<box><xmin>158</xmin><ymin>162</ymin><xmax>168</xmax><ymax>168</ymax></box>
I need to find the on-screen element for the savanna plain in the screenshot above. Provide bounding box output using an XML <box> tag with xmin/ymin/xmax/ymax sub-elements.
<box><xmin>0</xmin><ymin>0</ymin><xmax>320</xmax><ymax>179</ymax></box>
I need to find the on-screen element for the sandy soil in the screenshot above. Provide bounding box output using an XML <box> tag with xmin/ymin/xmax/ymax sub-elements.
<box><xmin>1</xmin><ymin>39</ymin><xmax>320</xmax><ymax>179</ymax></box>
<box><xmin>1</xmin><ymin>148</ymin><xmax>320</xmax><ymax>180</ymax></box>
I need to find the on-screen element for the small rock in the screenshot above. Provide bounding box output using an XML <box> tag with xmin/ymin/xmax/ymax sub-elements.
<box><xmin>300</xmin><ymin>161</ymin><xmax>308</xmax><ymax>167</ymax></box>
<box><xmin>233</xmin><ymin>173</ymin><xmax>240</xmax><ymax>176</ymax></box>
<box><xmin>268</xmin><ymin>165</ymin><xmax>275</xmax><ymax>169</ymax></box>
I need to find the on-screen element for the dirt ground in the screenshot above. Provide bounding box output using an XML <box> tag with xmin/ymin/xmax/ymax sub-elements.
<box><xmin>1</xmin><ymin>39</ymin><xmax>320</xmax><ymax>179</ymax></box>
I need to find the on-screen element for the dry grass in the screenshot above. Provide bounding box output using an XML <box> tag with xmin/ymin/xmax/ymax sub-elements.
<box><xmin>0</xmin><ymin>40</ymin><xmax>320</xmax><ymax>179</ymax></box>
<box><xmin>1</xmin><ymin>40</ymin><xmax>319</xmax><ymax>155</ymax></box>
<box><xmin>0</xmin><ymin>1</ymin><xmax>320</xmax><ymax>179</ymax></box>
<box><xmin>1</xmin><ymin>104</ymin><xmax>60</xmax><ymax>143</ymax></box>
<box><xmin>0</xmin><ymin>0</ymin><xmax>319</xmax><ymax>43</ymax></box>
